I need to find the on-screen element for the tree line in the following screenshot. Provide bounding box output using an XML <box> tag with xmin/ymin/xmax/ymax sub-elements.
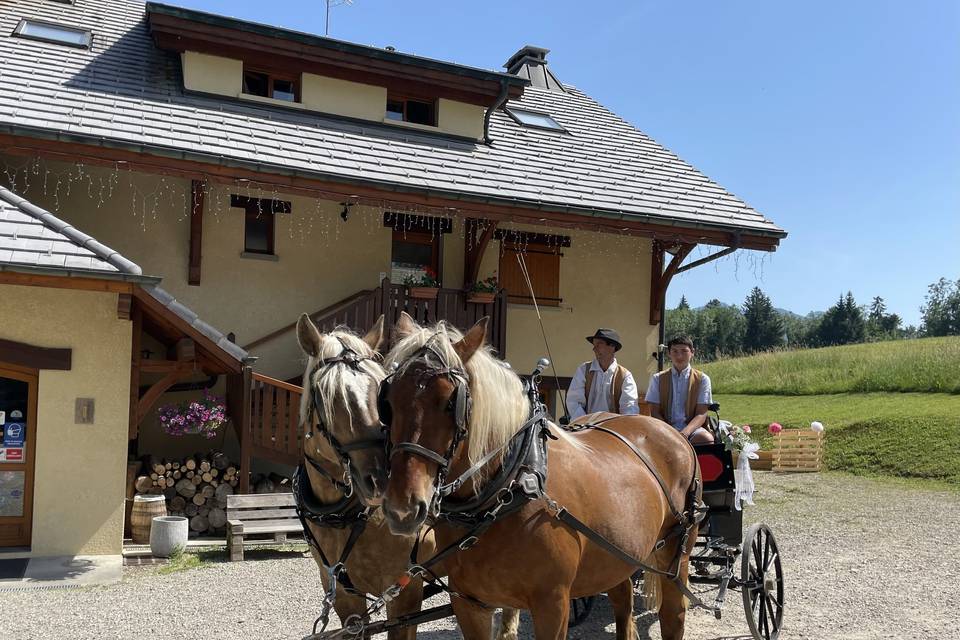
<box><xmin>665</xmin><ymin>277</ymin><xmax>960</xmax><ymax>361</ymax></box>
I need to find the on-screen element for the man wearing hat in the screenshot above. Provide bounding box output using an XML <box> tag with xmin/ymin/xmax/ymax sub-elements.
<box><xmin>565</xmin><ymin>328</ymin><xmax>640</xmax><ymax>420</ymax></box>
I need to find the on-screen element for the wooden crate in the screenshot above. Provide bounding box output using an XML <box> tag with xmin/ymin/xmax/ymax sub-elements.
<box><xmin>773</xmin><ymin>429</ymin><xmax>823</xmax><ymax>472</ymax></box>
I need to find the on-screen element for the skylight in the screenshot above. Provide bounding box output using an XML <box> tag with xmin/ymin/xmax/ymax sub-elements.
<box><xmin>13</xmin><ymin>19</ymin><xmax>92</xmax><ymax>49</ymax></box>
<box><xmin>506</xmin><ymin>108</ymin><xmax>564</xmax><ymax>131</ymax></box>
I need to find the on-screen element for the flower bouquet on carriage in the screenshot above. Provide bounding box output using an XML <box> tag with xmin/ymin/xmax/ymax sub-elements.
<box><xmin>718</xmin><ymin>420</ymin><xmax>759</xmax><ymax>510</ymax></box>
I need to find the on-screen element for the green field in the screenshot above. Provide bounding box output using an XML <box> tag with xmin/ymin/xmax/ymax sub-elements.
<box><xmin>701</xmin><ymin>336</ymin><xmax>960</xmax><ymax>395</ymax></box>
<box><xmin>715</xmin><ymin>393</ymin><xmax>960</xmax><ymax>484</ymax></box>
<box><xmin>698</xmin><ymin>337</ymin><xmax>960</xmax><ymax>485</ymax></box>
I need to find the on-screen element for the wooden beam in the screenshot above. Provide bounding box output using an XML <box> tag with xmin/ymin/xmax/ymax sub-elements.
<box><xmin>175</xmin><ymin>338</ymin><xmax>196</xmax><ymax>363</ymax></box>
<box><xmin>136</xmin><ymin>368</ymin><xmax>193</xmax><ymax>426</ymax></box>
<box><xmin>0</xmin><ymin>135</ymin><xmax>782</xmax><ymax>252</ymax></box>
<box><xmin>138</xmin><ymin>359</ymin><xmax>197</xmax><ymax>373</ymax></box>
<box><xmin>0</xmin><ymin>270</ymin><xmax>135</xmax><ymax>293</ymax></box>
<box><xmin>188</xmin><ymin>179</ymin><xmax>204</xmax><ymax>286</ymax></box>
<box><xmin>0</xmin><ymin>338</ymin><xmax>71</xmax><ymax>371</ymax></box>
<box><xmin>238</xmin><ymin>366</ymin><xmax>253</xmax><ymax>494</ymax></box>
<box><xmin>128</xmin><ymin>305</ymin><xmax>142</xmax><ymax>439</ymax></box>
<box><xmin>463</xmin><ymin>218</ymin><xmax>499</xmax><ymax>290</ymax></box>
<box><xmin>117</xmin><ymin>293</ymin><xmax>132</xmax><ymax>320</ymax></box>
<box><xmin>649</xmin><ymin>242</ymin><xmax>695</xmax><ymax>325</ymax></box>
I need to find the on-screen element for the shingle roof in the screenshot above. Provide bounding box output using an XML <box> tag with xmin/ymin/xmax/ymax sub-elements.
<box><xmin>0</xmin><ymin>0</ymin><xmax>785</xmax><ymax>242</ymax></box>
<box><xmin>0</xmin><ymin>185</ymin><xmax>249</xmax><ymax>363</ymax></box>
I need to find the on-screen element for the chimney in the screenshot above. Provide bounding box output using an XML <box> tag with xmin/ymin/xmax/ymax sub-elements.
<box><xmin>503</xmin><ymin>45</ymin><xmax>565</xmax><ymax>92</ymax></box>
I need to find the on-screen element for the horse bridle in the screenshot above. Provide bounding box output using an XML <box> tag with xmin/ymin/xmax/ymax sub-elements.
<box><xmin>379</xmin><ymin>341</ymin><xmax>472</xmax><ymax>510</ymax></box>
<box><xmin>304</xmin><ymin>338</ymin><xmax>387</xmax><ymax>492</ymax></box>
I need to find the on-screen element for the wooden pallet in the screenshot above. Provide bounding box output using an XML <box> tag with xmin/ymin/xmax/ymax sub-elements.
<box><xmin>773</xmin><ymin>429</ymin><xmax>823</xmax><ymax>472</ymax></box>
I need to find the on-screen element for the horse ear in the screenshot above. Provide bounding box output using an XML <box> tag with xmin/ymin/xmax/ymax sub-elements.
<box><xmin>363</xmin><ymin>315</ymin><xmax>386</xmax><ymax>353</ymax></box>
<box><xmin>453</xmin><ymin>317</ymin><xmax>489</xmax><ymax>363</ymax></box>
<box><xmin>296</xmin><ymin>313</ymin><xmax>323</xmax><ymax>358</ymax></box>
<box><xmin>395</xmin><ymin>311</ymin><xmax>419</xmax><ymax>340</ymax></box>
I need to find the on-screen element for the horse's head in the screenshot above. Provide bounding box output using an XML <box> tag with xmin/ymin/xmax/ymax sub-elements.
<box><xmin>296</xmin><ymin>313</ymin><xmax>388</xmax><ymax>505</ymax></box>
<box><xmin>381</xmin><ymin>314</ymin><xmax>489</xmax><ymax>535</ymax></box>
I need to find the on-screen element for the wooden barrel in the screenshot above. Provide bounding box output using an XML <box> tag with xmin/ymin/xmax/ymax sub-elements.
<box><xmin>131</xmin><ymin>495</ymin><xmax>167</xmax><ymax>544</ymax></box>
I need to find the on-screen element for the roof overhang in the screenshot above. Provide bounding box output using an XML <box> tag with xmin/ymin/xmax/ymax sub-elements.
<box><xmin>146</xmin><ymin>3</ymin><xmax>528</xmax><ymax>107</ymax></box>
<box><xmin>0</xmin><ymin>129</ymin><xmax>785</xmax><ymax>251</ymax></box>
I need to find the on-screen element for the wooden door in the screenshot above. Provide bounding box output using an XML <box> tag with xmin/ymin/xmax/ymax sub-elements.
<box><xmin>0</xmin><ymin>364</ymin><xmax>37</xmax><ymax>547</ymax></box>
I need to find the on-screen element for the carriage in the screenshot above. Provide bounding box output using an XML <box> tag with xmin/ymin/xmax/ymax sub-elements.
<box><xmin>569</xmin><ymin>404</ymin><xmax>785</xmax><ymax>640</ymax></box>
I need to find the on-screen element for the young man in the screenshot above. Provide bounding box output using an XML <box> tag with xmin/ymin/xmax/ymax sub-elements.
<box><xmin>565</xmin><ymin>328</ymin><xmax>640</xmax><ymax>420</ymax></box>
<box><xmin>645</xmin><ymin>336</ymin><xmax>715</xmax><ymax>444</ymax></box>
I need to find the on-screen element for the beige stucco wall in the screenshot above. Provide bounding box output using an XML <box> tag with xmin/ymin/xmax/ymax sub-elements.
<box><xmin>301</xmin><ymin>73</ymin><xmax>387</xmax><ymax>122</ymax></box>
<box><xmin>181</xmin><ymin>51</ymin><xmax>242</xmax><ymax>97</ymax></box>
<box><xmin>0</xmin><ymin>284</ymin><xmax>131</xmax><ymax>556</ymax></box>
<box><xmin>437</xmin><ymin>99</ymin><xmax>485</xmax><ymax>140</ymax></box>
<box><xmin>0</xmin><ymin>157</ymin><xmax>658</xmax><ymax>387</ymax></box>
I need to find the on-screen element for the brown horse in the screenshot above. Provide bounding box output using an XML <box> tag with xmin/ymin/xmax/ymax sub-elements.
<box><xmin>295</xmin><ymin>314</ymin><xmax>520</xmax><ymax>640</ymax></box>
<box><xmin>380</xmin><ymin>314</ymin><xmax>702</xmax><ymax>640</ymax></box>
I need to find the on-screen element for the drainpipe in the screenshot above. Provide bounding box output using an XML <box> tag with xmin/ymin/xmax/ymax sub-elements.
<box><xmin>483</xmin><ymin>79</ymin><xmax>510</xmax><ymax>145</ymax></box>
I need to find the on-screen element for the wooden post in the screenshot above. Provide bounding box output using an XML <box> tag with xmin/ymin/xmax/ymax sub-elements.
<box><xmin>463</xmin><ymin>218</ymin><xmax>499</xmax><ymax>291</ymax></box>
<box><xmin>649</xmin><ymin>241</ymin><xmax>695</xmax><ymax>325</ymax></box>
<box><xmin>238</xmin><ymin>366</ymin><xmax>253</xmax><ymax>494</ymax></box>
<box><xmin>188</xmin><ymin>179</ymin><xmax>204</xmax><ymax>286</ymax></box>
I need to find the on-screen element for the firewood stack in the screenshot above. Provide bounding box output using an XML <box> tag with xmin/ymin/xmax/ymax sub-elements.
<box><xmin>133</xmin><ymin>451</ymin><xmax>240</xmax><ymax>536</ymax></box>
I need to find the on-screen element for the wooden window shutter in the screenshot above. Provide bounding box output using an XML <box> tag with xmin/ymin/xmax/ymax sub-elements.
<box><xmin>499</xmin><ymin>243</ymin><xmax>561</xmax><ymax>306</ymax></box>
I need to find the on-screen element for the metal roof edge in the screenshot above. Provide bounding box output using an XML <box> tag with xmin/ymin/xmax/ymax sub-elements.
<box><xmin>145</xmin><ymin>2</ymin><xmax>528</xmax><ymax>88</ymax></box>
<box><xmin>0</xmin><ymin>263</ymin><xmax>161</xmax><ymax>284</ymax></box>
<box><xmin>1</xmin><ymin>124</ymin><xmax>787</xmax><ymax>243</ymax></box>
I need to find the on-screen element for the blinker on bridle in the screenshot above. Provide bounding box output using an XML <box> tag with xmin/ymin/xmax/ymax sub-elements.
<box><xmin>305</xmin><ymin>338</ymin><xmax>387</xmax><ymax>488</ymax></box>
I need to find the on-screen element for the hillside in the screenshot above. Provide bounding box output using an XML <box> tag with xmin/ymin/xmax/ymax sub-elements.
<box><xmin>700</xmin><ymin>336</ymin><xmax>960</xmax><ymax>395</ymax></box>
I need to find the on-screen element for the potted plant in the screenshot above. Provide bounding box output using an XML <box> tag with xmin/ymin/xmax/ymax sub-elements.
<box><xmin>467</xmin><ymin>274</ymin><xmax>499</xmax><ymax>304</ymax></box>
<box><xmin>158</xmin><ymin>390</ymin><xmax>228</xmax><ymax>439</ymax></box>
<box><xmin>404</xmin><ymin>268</ymin><xmax>440</xmax><ymax>300</ymax></box>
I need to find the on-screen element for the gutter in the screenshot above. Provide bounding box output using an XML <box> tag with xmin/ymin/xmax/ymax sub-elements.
<box><xmin>483</xmin><ymin>79</ymin><xmax>511</xmax><ymax>145</ymax></box>
<box><xmin>0</xmin><ymin>263</ymin><xmax>161</xmax><ymax>284</ymax></box>
<box><xmin>0</xmin><ymin>124</ymin><xmax>787</xmax><ymax>244</ymax></box>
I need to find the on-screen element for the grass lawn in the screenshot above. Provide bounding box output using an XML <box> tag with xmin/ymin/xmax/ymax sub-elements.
<box><xmin>717</xmin><ymin>392</ymin><xmax>960</xmax><ymax>484</ymax></box>
<box><xmin>702</xmin><ymin>336</ymin><xmax>960</xmax><ymax>395</ymax></box>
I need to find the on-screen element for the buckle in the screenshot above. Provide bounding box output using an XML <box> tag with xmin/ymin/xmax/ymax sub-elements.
<box><xmin>458</xmin><ymin>536</ymin><xmax>479</xmax><ymax>550</ymax></box>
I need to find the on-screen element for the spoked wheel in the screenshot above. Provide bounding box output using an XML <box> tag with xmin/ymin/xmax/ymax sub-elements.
<box><xmin>569</xmin><ymin>596</ymin><xmax>597</xmax><ymax>627</ymax></box>
<box><xmin>741</xmin><ymin>523</ymin><xmax>784</xmax><ymax>640</ymax></box>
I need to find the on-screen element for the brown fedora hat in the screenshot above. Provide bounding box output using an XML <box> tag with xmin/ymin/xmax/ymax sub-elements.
<box><xmin>585</xmin><ymin>328</ymin><xmax>622</xmax><ymax>352</ymax></box>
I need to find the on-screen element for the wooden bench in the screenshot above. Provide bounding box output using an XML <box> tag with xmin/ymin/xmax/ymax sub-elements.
<box><xmin>226</xmin><ymin>493</ymin><xmax>304</xmax><ymax>561</ymax></box>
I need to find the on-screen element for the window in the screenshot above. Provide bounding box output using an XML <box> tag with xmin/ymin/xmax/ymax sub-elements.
<box><xmin>384</xmin><ymin>213</ymin><xmax>451</xmax><ymax>284</ymax></box>
<box><xmin>13</xmin><ymin>19</ymin><xmax>92</xmax><ymax>49</ymax></box>
<box><xmin>231</xmin><ymin>195</ymin><xmax>291</xmax><ymax>256</ymax></box>
<box><xmin>496</xmin><ymin>230</ymin><xmax>570</xmax><ymax>306</ymax></box>
<box><xmin>505</xmin><ymin>108</ymin><xmax>564</xmax><ymax>132</ymax></box>
<box><xmin>242</xmin><ymin>68</ymin><xmax>299</xmax><ymax>103</ymax></box>
<box><xmin>385</xmin><ymin>95</ymin><xmax>436</xmax><ymax>126</ymax></box>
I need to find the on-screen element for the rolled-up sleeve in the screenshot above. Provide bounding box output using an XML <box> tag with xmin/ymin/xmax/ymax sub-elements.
<box><xmin>565</xmin><ymin>364</ymin><xmax>587</xmax><ymax>420</ymax></box>
<box><xmin>698</xmin><ymin>373</ymin><xmax>713</xmax><ymax>404</ymax></box>
<box><xmin>619</xmin><ymin>372</ymin><xmax>640</xmax><ymax>415</ymax></box>
<box><xmin>644</xmin><ymin>373</ymin><xmax>661</xmax><ymax>405</ymax></box>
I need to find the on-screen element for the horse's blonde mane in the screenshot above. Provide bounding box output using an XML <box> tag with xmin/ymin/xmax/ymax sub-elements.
<box><xmin>300</xmin><ymin>327</ymin><xmax>386</xmax><ymax>432</ymax></box>
<box><xmin>385</xmin><ymin>321</ymin><xmax>529</xmax><ymax>472</ymax></box>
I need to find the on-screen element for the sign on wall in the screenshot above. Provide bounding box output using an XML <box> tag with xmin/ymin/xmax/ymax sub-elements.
<box><xmin>0</xmin><ymin>418</ymin><xmax>25</xmax><ymax>463</ymax></box>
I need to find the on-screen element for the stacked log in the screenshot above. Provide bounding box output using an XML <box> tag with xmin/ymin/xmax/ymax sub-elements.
<box><xmin>132</xmin><ymin>451</ymin><xmax>243</xmax><ymax>537</ymax></box>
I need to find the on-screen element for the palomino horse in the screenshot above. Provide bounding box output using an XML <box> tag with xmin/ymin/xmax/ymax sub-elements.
<box><xmin>295</xmin><ymin>314</ymin><xmax>520</xmax><ymax>640</ymax></box>
<box><xmin>380</xmin><ymin>314</ymin><xmax>703</xmax><ymax>640</ymax></box>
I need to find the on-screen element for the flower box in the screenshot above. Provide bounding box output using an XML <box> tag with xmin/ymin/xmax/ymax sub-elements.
<box><xmin>466</xmin><ymin>291</ymin><xmax>496</xmax><ymax>304</ymax></box>
<box><xmin>408</xmin><ymin>286</ymin><xmax>439</xmax><ymax>300</ymax></box>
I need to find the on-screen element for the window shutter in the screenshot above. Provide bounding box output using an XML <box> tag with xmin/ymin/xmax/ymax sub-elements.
<box><xmin>499</xmin><ymin>244</ymin><xmax>561</xmax><ymax>306</ymax></box>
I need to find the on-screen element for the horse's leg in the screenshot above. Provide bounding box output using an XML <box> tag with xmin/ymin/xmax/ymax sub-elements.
<box><xmin>529</xmin><ymin>587</ymin><xmax>571</xmax><ymax>640</ymax></box>
<box><xmin>606</xmin><ymin>579</ymin><xmax>637</xmax><ymax>640</ymax></box>
<box><xmin>450</xmin><ymin>596</ymin><xmax>493</xmax><ymax>640</ymax></box>
<box><xmin>494</xmin><ymin>608</ymin><xmax>521</xmax><ymax>640</ymax></box>
<box><xmin>385</xmin><ymin>577</ymin><xmax>424</xmax><ymax>640</ymax></box>
<box><xmin>656</xmin><ymin>535</ymin><xmax>696</xmax><ymax>640</ymax></box>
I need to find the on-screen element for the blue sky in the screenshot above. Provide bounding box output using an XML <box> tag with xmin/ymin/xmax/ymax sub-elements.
<box><xmin>183</xmin><ymin>0</ymin><xmax>959</xmax><ymax>325</ymax></box>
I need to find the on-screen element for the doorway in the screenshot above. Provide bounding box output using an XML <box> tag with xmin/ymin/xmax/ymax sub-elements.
<box><xmin>0</xmin><ymin>364</ymin><xmax>37</xmax><ymax>548</ymax></box>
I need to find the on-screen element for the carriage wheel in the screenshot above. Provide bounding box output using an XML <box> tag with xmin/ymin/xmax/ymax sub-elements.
<box><xmin>741</xmin><ymin>523</ymin><xmax>784</xmax><ymax>640</ymax></box>
<box><xmin>569</xmin><ymin>596</ymin><xmax>596</xmax><ymax>627</ymax></box>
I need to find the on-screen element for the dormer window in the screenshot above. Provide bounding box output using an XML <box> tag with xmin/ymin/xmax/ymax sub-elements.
<box><xmin>13</xmin><ymin>19</ymin><xmax>92</xmax><ymax>49</ymax></box>
<box><xmin>386</xmin><ymin>94</ymin><xmax>436</xmax><ymax>126</ymax></box>
<box><xmin>242</xmin><ymin>67</ymin><xmax>299</xmax><ymax>102</ymax></box>
<box><xmin>506</xmin><ymin>107</ymin><xmax>564</xmax><ymax>132</ymax></box>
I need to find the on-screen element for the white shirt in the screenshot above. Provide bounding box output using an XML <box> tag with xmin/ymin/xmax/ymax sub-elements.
<box><xmin>565</xmin><ymin>358</ymin><xmax>640</xmax><ymax>420</ymax></box>
<box><xmin>644</xmin><ymin>365</ymin><xmax>712</xmax><ymax>431</ymax></box>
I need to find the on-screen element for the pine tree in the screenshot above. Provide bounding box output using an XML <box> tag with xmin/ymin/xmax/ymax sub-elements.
<box><xmin>742</xmin><ymin>287</ymin><xmax>784</xmax><ymax>353</ymax></box>
<box><xmin>677</xmin><ymin>295</ymin><xmax>690</xmax><ymax>311</ymax></box>
<box><xmin>817</xmin><ymin>292</ymin><xmax>866</xmax><ymax>345</ymax></box>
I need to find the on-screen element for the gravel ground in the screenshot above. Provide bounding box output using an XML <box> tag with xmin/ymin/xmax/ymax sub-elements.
<box><xmin>2</xmin><ymin>472</ymin><xmax>957</xmax><ymax>640</ymax></box>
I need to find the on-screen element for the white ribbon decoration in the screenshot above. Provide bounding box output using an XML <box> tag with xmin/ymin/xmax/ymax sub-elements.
<box><xmin>734</xmin><ymin>442</ymin><xmax>759</xmax><ymax>510</ymax></box>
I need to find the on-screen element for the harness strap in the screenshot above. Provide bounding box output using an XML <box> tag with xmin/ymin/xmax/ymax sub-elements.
<box><xmin>304</xmin><ymin>454</ymin><xmax>352</xmax><ymax>494</ymax></box>
<box><xmin>391</xmin><ymin>442</ymin><xmax>451</xmax><ymax>468</ymax></box>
